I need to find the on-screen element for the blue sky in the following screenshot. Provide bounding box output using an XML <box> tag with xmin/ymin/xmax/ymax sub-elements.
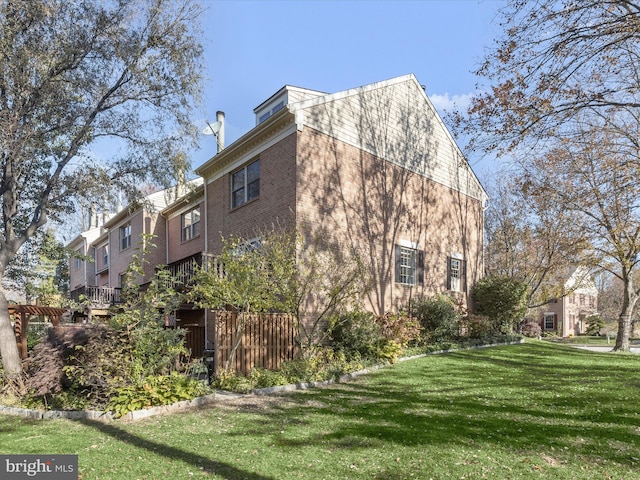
<box><xmin>193</xmin><ymin>0</ymin><xmax>504</xmax><ymax>179</ymax></box>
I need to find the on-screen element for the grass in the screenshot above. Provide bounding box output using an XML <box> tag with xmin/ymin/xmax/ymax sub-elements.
<box><xmin>1</xmin><ymin>340</ymin><xmax>639</xmax><ymax>479</ymax></box>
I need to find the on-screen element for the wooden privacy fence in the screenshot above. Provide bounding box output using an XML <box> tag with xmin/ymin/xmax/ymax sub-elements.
<box><xmin>212</xmin><ymin>311</ymin><xmax>298</xmax><ymax>376</ymax></box>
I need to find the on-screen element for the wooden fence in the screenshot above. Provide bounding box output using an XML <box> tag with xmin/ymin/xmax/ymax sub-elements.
<box><xmin>212</xmin><ymin>312</ymin><xmax>298</xmax><ymax>376</ymax></box>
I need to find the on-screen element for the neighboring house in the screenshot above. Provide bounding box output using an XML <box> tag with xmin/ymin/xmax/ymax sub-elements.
<box><xmin>540</xmin><ymin>267</ymin><xmax>599</xmax><ymax>336</ymax></box>
<box><xmin>68</xmin><ymin>183</ymin><xmax>198</xmax><ymax>321</ymax></box>
<box><xmin>68</xmin><ymin>74</ymin><xmax>488</xmax><ymax>359</ymax></box>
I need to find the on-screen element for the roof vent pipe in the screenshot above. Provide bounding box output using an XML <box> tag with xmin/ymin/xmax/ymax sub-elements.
<box><xmin>216</xmin><ymin>111</ymin><xmax>225</xmax><ymax>152</ymax></box>
<box><xmin>203</xmin><ymin>111</ymin><xmax>225</xmax><ymax>153</ymax></box>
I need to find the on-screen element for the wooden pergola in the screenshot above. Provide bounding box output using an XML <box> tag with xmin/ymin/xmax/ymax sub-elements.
<box><xmin>9</xmin><ymin>305</ymin><xmax>68</xmax><ymax>360</ymax></box>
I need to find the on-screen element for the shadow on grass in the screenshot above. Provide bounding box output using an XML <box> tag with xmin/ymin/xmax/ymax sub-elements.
<box><xmin>77</xmin><ymin>418</ymin><xmax>276</xmax><ymax>480</ymax></box>
<box><xmin>219</xmin><ymin>342</ymin><xmax>640</xmax><ymax>467</ymax></box>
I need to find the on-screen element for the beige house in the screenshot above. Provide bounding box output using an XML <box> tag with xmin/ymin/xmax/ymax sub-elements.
<box><xmin>68</xmin><ymin>74</ymin><xmax>488</xmax><ymax>358</ymax></box>
<box><xmin>539</xmin><ymin>267</ymin><xmax>599</xmax><ymax>336</ymax></box>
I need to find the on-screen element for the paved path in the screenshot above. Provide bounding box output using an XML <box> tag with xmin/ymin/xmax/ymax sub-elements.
<box><xmin>571</xmin><ymin>345</ymin><xmax>640</xmax><ymax>354</ymax></box>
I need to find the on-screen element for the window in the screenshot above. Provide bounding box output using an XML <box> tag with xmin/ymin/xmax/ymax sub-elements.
<box><xmin>101</xmin><ymin>245</ymin><xmax>109</xmax><ymax>268</ymax></box>
<box><xmin>231</xmin><ymin>159</ymin><xmax>260</xmax><ymax>208</ymax></box>
<box><xmin>569</xmin><ymin>294</ymin><xmax>575</xmax><ymax>304</ymax></box>
<box><xmin>259</xmin><ymin>111</ymin><xmax>271</xmax><ymax>123</ymax></box>
<box><xmin>120</xmin><ymin>223</ymin><xmax>131</xmax><ymax>250</ymax></box>
<box><xmin>181</xmin><ymin>207</ymin><xmax>201</xmax><ymax>241</ymax></box>
<box><xmin>447</xmin><ymin>255</ymin><xmax>465</xmax><ymax>292</ymax></box>
<box><xmin>398</xmin><ymin>246</ymin><xmax>416</xmax><ymax>285</ymax></box>
<box><xmin>395</xmin><ymin>244</ymin><xmax>424</xmax><ymax>286</ymax></box>
<box><xmin>579</xmin><ymin>294</ymin><xmax>585</xmax><ymax>306</ymax></box>
<box><xmin>74</xmin><ymin>250</ymin><xmax>82</xmax><ymax>271</ymax></box>
<box><xmin>544</xmin><ymin>313</ymin><xmax>555</xmax><ymax>330</ymax></box>
<box><xmin>589</xmin><ymin>296</ymin><xmax>595</xmax><ymax>308</ymax></box>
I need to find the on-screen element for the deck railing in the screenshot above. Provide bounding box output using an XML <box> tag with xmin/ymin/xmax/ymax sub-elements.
<box><xmin>69</xmin><ymin>285</ymin><xmax>122</xmax><ymax>307</ymax></box>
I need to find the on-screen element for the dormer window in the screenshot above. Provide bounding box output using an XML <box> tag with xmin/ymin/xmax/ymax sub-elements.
<box><xmin>257</xmin><ymin>101</ymin><xmax>285</xmax><ymax>124</ymax></box>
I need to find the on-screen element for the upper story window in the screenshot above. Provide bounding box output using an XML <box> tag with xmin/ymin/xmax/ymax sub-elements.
<box><xmin>100</xmin><ymin>245</ymin><xmax>109</xmax><ymax>269</ymax></box>
<box><xmin>120</xmin><ymin>223</ymin><xmax>132</xmax><ymax>250</ymax></box>
<box><xmin>257</xmin><ymin>101</ymin><xmax>285</xmax><ymax>124</ymax></box>
<box><xmin>181</xmin><ymin>207</ymin><xmax>201</xmax><ymax>242</ymax></box>
<box><xmin>231</xmin><ymin>159</ymin><xmax>260</xmax><ymax>209</ymax></box>
<box><xmin>74</xmin><ymin>249</ymin><xmax>82</xmax><ymax>270</ymax></box>
<box><xmin>579</xmin><ymin>294</ymin><xmax>585</xmax><ymax>305</ymax></box>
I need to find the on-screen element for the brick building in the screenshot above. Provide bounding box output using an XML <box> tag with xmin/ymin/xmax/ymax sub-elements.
<box><xmin>68</xmin><ymin>74</ymin><xmax>488</xmax><ymax>358</ymax></box>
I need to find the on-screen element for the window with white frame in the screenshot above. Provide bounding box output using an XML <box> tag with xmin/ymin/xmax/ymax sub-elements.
<box><xmin>231</xmin><ymin>159</ymin><xmax>260</xmax><ymax>208</ymax></box>
<box><xmin>181</xmin><ymin>207</ymin><xmax>200</xmax><ymax>242</ymax></box>
<box><xmin>395</xmin><ymin>243</ymin><xmax>424</xmax><ymax>286</ymax></box>
<box><xmin>544</xmin><ymin>313</ymin><xmax>555</xmax><ymax>330</ymax></box>
<box><xmin>120</xmin><ymin>223</ymin><xmax>132</xmax><ymax>250</ymax></box>
<box><xmin>74</xmin><ymin>249</ymin><xmax>82</xmax><ymax>270</ymax></box>
<box><xmin>447</xmin><ymin>255</ymin><xmax>464</xmax><ymax>292</ymax></box>
<box><xmin>398</xmin><ymin>246</ymin><xmax>417</xmax><ymax>285</ymax></box>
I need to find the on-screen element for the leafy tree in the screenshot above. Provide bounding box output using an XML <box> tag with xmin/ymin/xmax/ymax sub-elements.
<box><xmin>521</xmin><ymin>125</ymin><xmax>640</xmax><ymax>351</ymax></box>
<box><xmin>457</xmin><ymin>1</ymin><xmax>640</xmax><ymax>352</ymax></box>
<box><xmin>190</xmin><ymin>234</ymin><xmax>294</xmax><ymax>371</ymax></box>
<box><xmin>484</xmin><ymin>174</ymin><xmax>587</xmax><ymax>309</ymax></box>
<box><xmin>0</xmin><ymin>0</ymin><xmax>204</xmax><ymax>375</ymax></box>
<box><xmin>458</xmin><ymin>1</ymin><xmax>640</xmax><ymax>157</ymax></box>
<box><xmin>4</xmin><ymin>229</ymin><xmax>69</xmax><ymax>305</ymax></box>
<box><xmin>586</xmin><ymin>315</ymin><xmax>605</xmax><ymax>336</ymax></box>
<box><xmin>472</xmin><ymin>275</ymin><xmax>529</xmax><ymax>334</ymax></box>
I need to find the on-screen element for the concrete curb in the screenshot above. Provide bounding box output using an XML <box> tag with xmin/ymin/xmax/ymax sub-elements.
<box><xmin>0</xmin><ymin>339</ymin><xmax>524</xmax><ymax>422</ymax></box>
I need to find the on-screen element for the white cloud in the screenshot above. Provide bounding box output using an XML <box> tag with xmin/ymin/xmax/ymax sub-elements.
<box><xmin>429</xmin><ymin>92</ymin><xmax>475</xmax><ymax>113</ymax></box>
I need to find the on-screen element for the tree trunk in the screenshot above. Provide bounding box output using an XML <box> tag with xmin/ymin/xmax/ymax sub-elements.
<box><xmin>224</xmin><ymin>311</ymin><xmax>246</xmax><ymax>372</ymax></box>
<box><xmin>613</xmin><ymin>277</ymin><xmax>637</xmax><ymax>352</ymax></box>
<box><xmin>0</xmin><ymin>289</ymin><xmax>23</xmax><ymax>375</ymax></box>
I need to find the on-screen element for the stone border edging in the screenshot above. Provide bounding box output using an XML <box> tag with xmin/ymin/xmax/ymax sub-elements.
<box><xmin>0</xmin><ymin>339</ymin><xmax>524</xmax><ymax>422</ymax></box>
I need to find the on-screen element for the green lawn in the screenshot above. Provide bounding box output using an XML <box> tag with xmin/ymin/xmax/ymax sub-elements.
<box><xmin>2</xmin><ymin>340</ymin><xmax>639</xmax><ymax>479</ymax></box>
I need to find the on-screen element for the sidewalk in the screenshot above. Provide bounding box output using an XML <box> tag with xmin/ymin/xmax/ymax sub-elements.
<box><xmin>572</xmin><ymin>345</ymin><xmax>640</xmax><ymax>354</ymax></box>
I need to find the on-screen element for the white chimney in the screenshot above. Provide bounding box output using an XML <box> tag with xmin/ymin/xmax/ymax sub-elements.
<box><xmin>216</xmin><ymin>110</ymin><xmax>225</xmax><ymax>152</ymax></box>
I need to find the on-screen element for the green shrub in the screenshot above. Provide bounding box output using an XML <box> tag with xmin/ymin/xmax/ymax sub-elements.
<box><xmin>375</xmin><ymin>339</ymin><xmax>403</xmax><ymax>363</ymax></box>
<box><xmin>412</xmin><ymin>295</ymin><xmax>461</xmax><ymax>344</ymax></box>
<box><xmin>586</xmin><ymin>315</ymin><xmax>605</xmax><ymax>336</ymax></box>
<box><xmin>107</xmin><ymin>373</ymin><xmax>206</xmax><ymax>418</ymax></box>
<box><xmin>472</xmin><ymin>275</ymin><xmax>529</xmax><ymax>334</ymax></box>
<box><xmin>329</xmin><ymin>309</ymin><xmax>384</xmax><ymax>361</ymax></box>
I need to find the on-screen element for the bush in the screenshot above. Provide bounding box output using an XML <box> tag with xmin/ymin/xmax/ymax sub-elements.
<box><xmin>586</xmin><ymin>315</ymin><xmax>605</xmax><ymax>336</ymax></box>
<box><xmin>472</xmin><ymin>275</ymin><xmax>529</xmax><ymax>334</ymax></box>
<box><xmin>412</xmin><ymin>295</ymin><xmax>461</xmax><ymax>344</ymax></box>
<box><xmin>329</xmin><ymin>310</ymin><xmax>384</xmax><ymax>361</ymax></box>
<box><xmin>107</xmin><ymin>373</ymin><xmax>206</xmax><ymax>418</ymax></box>
<box><xmin>521</xmin><ymin>319</ymin><xmax>542</xmax><ymax>338</ymax></box>
<box><xmin>376</xmin><ymin>312</ymin><xmax>421</xmax><ymax>347</ymax></box>
<box><xmin>463</xmin><ymin>314</ymin><xmax>495</xmax><ymax>339</ymax></box>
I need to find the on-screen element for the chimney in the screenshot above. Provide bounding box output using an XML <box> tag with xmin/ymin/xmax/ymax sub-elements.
<box><xmin>216</xmin><ymin>110</ymin><xmax>225</xmax><ymax>153</ymax></box>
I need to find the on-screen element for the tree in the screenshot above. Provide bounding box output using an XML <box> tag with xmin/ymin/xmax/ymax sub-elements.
<box><xmin>484</xmin><ymin>173</ymin><xmax>587</xmax><ymax>309</ymax></box>
<box><xmin>522</xmin><ymin>123</ymin><xmax>640</xmax><ymax>351</ymax></box>
<box><xmin>0</xmin><ymin>0</ymin><xmax>204</xmax><ymax>375</ymax></box>
<box><xmin>458</xmin><ymin>1</ymin><xmax>640</xmax><ymax>157</ymax></box>
<box><xmin>4</xmin><ymin>229</ymin><xmax>69</xmax><ymax>305</ymax></box>
<box><xmin>471</xmin><ymin>275</ymin><xmax>529</xmax><ymax>334</ymax></box>
<box><xmin>457</xmin><ymin>1</ymin><xmax>640</xmax><ymax>351</ymax></box>
<box><xmin>189</xmin><ymin>234</ymin><xmax>295</xmax><ymax>371</ymax></box>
